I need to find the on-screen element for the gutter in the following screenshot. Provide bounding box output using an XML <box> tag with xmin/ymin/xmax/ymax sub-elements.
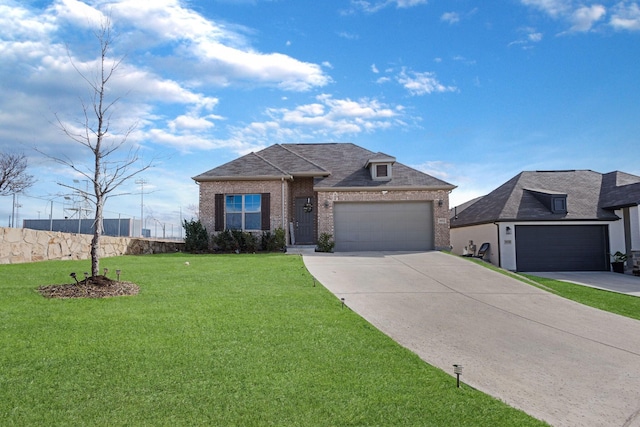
<box><xmin>313</xmin><ymin>185</ymin><xmax>457</xmax><ymax>192</ymax></box>
<box><xmin>193</xmin><ymin>174</ymin><xmax>293</xmax><ymax>182</ymax></box>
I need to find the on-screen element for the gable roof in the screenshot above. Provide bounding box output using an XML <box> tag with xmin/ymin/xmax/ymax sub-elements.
<box><xmin>193</xmin><ymin>143</ymin><xmax>455</xmax><ymax>190</ymax></box>
<box><xmin>451</xmin><ymin>170</ymin><xmax>625</xmax><ymax>227</ymax></box>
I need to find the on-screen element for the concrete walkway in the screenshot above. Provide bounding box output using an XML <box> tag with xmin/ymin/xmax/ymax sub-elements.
<box><xmin>303</xmin><ymin>251</ymin><xmax>640</xmax><ymax>427</ymax></box>
<box><xmin>531</xmin><ymin>271</ymin><xmax>640</xmax><ymax>297</ymax></box>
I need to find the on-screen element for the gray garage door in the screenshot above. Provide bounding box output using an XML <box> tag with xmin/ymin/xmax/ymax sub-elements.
<box><xmin>334</xmin><ymin>201</ymin><xmax>434</xmax><ymax>251</ymax></box>
<box><xmin>515</xmin><ymin>225</ymin><xmax>609</xmax><ymax>271</ymax></box>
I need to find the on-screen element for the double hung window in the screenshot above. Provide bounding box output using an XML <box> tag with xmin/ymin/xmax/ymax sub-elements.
<box><xmin>225</xmin><ymin>194</ymin><xmax>261</xmax><ymax>230</ymax></box>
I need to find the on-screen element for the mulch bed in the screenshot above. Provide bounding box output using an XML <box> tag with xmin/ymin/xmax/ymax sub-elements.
<box><xmin>38</xmin><ymin>275</ymin><xmax>140</xmax><ymax>299</ymax></box>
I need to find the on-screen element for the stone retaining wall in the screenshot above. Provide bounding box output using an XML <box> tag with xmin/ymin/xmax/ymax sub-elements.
<box><xmin>0</xmin><ymin>227</ymin><xmax>185</xmax><ymax>264</ymax></box>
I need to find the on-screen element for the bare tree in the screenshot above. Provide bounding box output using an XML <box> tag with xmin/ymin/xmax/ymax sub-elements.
<box><xmin>0</xmin><ymin>152</ymin><xmax>35</xmax><ymax>196</ymax></box>
<box><xmin>47</xmin><ymin>19</ymin><xmax>151</xmax><ymax>277</ymax></box>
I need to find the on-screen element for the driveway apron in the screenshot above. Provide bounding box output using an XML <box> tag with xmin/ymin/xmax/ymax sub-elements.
<box><xmin>303</xmin><ymin>251</ymin><xmax>640</xmax><ymax>427</ymax></box>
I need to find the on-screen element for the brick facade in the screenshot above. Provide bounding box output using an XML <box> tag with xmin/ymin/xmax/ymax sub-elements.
<box><xmin>199</xmin><ymin>179</ymin><xmax>451</xmax><ymax>249</ymax></box>
<box><xmin>198</xmin><ymin>179</ymin><xmax>289</xmax><ymax>237</ymax></box>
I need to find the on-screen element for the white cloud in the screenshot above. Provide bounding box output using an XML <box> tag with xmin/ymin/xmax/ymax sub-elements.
<box><xmin>452</xmin><ymin>55</ymin><xmax>476</xmax><ymax>65</ymax></box>
<box><xmin>0</xmin><ymin>0</ymin><xmax>334</xmax><ymax>162</ymax></box>
<box><xmin>521</xmin><ymin>0</ymin><xmax>640</xmax><ymax>33</ymax></box>
<box><xmin>0</xmin><ymin>4</ymin><xmax>57</xmax><ymax>40</ymax></box>
<box><xmin>528</xmin><ymin>31</ymin><xmax>544</xmax><ymax>41</ymax></box>
<box><xmin>508</xmin><ymin>26</ymin><xmax>543</xmax><ymax>48</ymax></box>
<box><xmin>168</xmin><ymin>115</ymin><xmax>216</xmax><ymax>132</ymax></box>
<box><xmin>371</xmin><ymin>64</ymin><xmax>380</xmax><ymax>73</ymax></box>
<box><xmin>396</xmin><ymin>0</ymin><xmax>428</xmax><ymax>7</ymax></box>
<box><xmin>337</xmin><ymin>31</ymin><xmax>359</xmax><ymax>40</ymax></box>
<box><xmin>347</xmin><ymin>0</ymin><xmax>427</xmax><ymax>14</ymax></box>
<box><xmin>262</xmin><ymin>95</ymin><xmax>404</xmax><ymax>137</ymax></box>
<box><xmin>49</xmin><ymin>0</ymin><xmax>106</xmax><ymax>28</ymax></box>
<box><xmin>610</xmin><ymin>1</ymin><xmax>640</xmax><ymax>30</ymax></box>
<box><xmin>568</xmin><ymin>5</ymin><xmax>606</xmax><ymax>32</ymax></box>
<box><xmin>48</xmin><ymin>0</ymin><xmax>332</xmax><ymax>91</ymax></box>
<box><xmin>397</xmin><ymin>68</ymin><xmax>457</xmax><ymax>95</ymax></box>
<box><xmin>441</xmin><ymin>12</ymin><xmax>460</xmax><ymax>24</ymax></box>
<box><xmin>521</xmin><ymin>0</ymin><xmax>572</xmax><ymax>17</ymax></box>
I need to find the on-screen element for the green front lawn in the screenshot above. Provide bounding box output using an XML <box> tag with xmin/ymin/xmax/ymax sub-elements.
<box><xmin>521</xmin><ymin>274</ymin><xmax>640</xmax><ymax>321</ymax></box>
<box><xmin>0</xmin><ymin>253</ymin><xmax>546</xmax><ymax>426</ymax></box>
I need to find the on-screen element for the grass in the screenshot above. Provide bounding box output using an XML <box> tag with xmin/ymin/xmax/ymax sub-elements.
<box><xmin>0</xmin><ymin>253</ymin><xmax>547</xmax><ymax>426</ymax></box>
<box><xmin>463</xmin><ymin>256</ymin><xmax>640</xmax><ymax>322</ymax></box>
<box><xmin>520</xmin><ymin>274</ymin><xmax>640</xmax><ymax>321</ymax></box>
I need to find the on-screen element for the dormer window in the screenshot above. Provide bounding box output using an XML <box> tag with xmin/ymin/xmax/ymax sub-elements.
<box><xmin>365</xmin><ymin>153</ymin><xmax>396</xmax><ymax>181</ymax></box>
<box><xmin>525</xmin><ymin>188</ymin><xmax>568</xmax><ymax>214</ymax></box>
<box><xmin>551</xmin><ymin>195</ymin><xmax>567</xmax><ymax>214</ymax></box>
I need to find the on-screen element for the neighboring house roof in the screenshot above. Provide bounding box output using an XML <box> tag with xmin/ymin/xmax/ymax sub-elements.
<box><xmin>451</xmin><ymin>170</ymin><xmax>628</xmax><ymax>227</ymax></box>
<box><xmin>600</xmin><ymin>171</ymin><xmax>640</xmax><ymax>209</ymax></box>
<box><xmin>193</xmin><ymin>143</ymin><xmax>455</xmax><ymax>190</ymax></box>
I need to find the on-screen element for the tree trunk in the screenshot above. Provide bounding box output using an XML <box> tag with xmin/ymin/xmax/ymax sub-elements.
<box><xmin>91</xmin><ymin>199</ymin><xmax>104</xmax><ymax>277</ymax></box>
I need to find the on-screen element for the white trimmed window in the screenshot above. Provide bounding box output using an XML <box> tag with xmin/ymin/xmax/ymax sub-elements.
<box><xmin>225</xmin><ymin>194</ymin><xmax>262</xmax><ymax>230</ymax></box>
<box><xmin>371</xmin><ymin>163</ymin><xmax>392</xmax><ymax>181</ymax></box>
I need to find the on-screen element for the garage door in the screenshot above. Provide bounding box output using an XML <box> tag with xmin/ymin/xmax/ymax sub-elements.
<box><xmin>515</xmin><ymin>225</ymin><xmax>609</xmax><ymax>271</ymax></box>
<box><xmin>334</xmin><ymin>201</ymin><xmax>433</xmax><ymax>251</ymax></box>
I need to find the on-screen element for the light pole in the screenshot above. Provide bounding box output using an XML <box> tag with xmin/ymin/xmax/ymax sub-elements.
<box><xmin>135</xmin><ymin>178</ymin><xmax>148</xmax><ymax>237</ymax></box>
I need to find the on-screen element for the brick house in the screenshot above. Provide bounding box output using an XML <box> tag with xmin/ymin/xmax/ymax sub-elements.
<box><xmin>193</xmin><ymin>143</ymin><xmax>456</xmax><ymax>251</ymax></box>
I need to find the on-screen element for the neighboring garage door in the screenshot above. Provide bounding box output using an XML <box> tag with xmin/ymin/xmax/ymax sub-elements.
<box><xmin>515</xmin><ymin>225</ymin><xmax>609</xmax><ymax>271</ymax></box>
<box><xmin>334</xmin><ymin>201</ymin><xmax>433</xmax><ymax>251</ymax></box>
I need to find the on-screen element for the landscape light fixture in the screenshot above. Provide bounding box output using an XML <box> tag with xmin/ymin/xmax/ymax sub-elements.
<box><xmin>116</xmin><ymin>269</ymin><xmax>121</xmax><ymax>281</ymax></box>
<box><xmin>104</xmin><ymin>268</ymin><xmax>109</xmax><ymax>276</ymax></box>
<box><xmin>70</xmin><ymin>272</ymin><xmax>78</xmax><ymax>284</ymax></box>
<box><xmin>453</xmin><ymin>364</ymin><xmax>463</xmax><ymax>388</ymax></box>
<box><xmin>341</xmin><ymin>298</ymin><xmax>345</xmax><ymax>309</ymax></box>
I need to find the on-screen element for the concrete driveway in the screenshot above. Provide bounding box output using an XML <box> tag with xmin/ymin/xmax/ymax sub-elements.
<box><xmin>303</xmin><ymin>251</ymin><xmax>640</xmax><ymax>427</ymax></box>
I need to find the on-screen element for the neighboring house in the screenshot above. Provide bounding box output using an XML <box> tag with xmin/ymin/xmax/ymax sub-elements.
<box><xmin>193</xmin><ymin>143</ymin><xmax>456</xmax><ymax>251</ymax></box>
<box><xmin>450</xmin><ymin>170</ymin><xmax>640</xmax><ymax>272</ymax></box>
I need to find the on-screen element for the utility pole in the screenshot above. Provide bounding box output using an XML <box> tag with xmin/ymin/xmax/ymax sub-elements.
<box><xmin>135</xmin><ymin>178</ymin><xmax>148</xmax><ymax>237</ymax></box>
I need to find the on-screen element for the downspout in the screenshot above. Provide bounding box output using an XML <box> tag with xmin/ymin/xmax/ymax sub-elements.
<box><xmin>495</xmin><ymin>222</ymin><xmax>502</xmax><ymax>268</ymax></box>
<box><xmin>281</xmin><ymin>177</ymin><xmax>285</xmax><ymax>230</ymax></box>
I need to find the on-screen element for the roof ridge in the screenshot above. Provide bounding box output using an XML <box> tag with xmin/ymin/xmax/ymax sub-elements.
<box><xmin>278</xmin><ymin>144</ymin><xmax>330</xmax><ymax>172</ymax></box>
<box><xmin>251</xmin><ymin>151</ymin><xmax>290</xmax><ymax>176</ymax></box>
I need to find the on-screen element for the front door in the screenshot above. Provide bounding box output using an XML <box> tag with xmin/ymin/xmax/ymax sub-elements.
<box><xmin>295</xmin><ymin>197</ymin><xmax>315</xmax><ymax>244</ymax></box>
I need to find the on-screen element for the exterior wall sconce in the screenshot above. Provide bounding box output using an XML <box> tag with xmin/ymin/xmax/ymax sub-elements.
<box><xmin>506</xmin><ymin>226</ymin><xmax>512</xmax><ymax>235</ymax></box>
<box><xmin>324</xmin><ymin>200</ymin><xmax>330</xmax><ymax>208</ymax></box>
<box><xmin>438</xmin><ymin>199</ymin><xmax>443</xmax><ymax>207</ymax></box>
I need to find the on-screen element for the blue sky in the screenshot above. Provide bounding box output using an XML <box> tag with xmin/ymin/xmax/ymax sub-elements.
<box><xmin>1</xmin><ymin>0</ymin><xmax>639</xmax><ymax>236</ymax></box>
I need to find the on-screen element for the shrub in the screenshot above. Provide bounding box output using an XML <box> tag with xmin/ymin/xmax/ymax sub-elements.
<box><xmin>316</xmin><ymin>232</ymin><xmax>335</xmax><ymax>253</ymax></box>
<box><xmin>261</xmin><ymin>227</ymin><xmax>287</xmax><ymax>252</ymax></box>
<box><xmin>213</xmin><ymin>230</ymin><xmax>259</xmax><ymax>253</ymax></box>
<box><xmin>213</xmin><ymin>230</ymin><xmax>239</xmax><ymax>252</ymax></box>
<box><xmin>183</xmin><ymin>219</ymin><xmax>209</xmax><ymax>252</ymax></box>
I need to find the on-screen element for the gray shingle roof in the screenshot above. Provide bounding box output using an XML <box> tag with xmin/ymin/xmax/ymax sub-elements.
<box><xmin>192</xmin><ymin>152</ymin><xmax>289</xmax><ymax>180</ymax></box>
<box><xmin>194</xmin><ymin>143</ymin><xmax>455</xmax><ymax>189</ymax></box>
<box><xmin>450</xmin><ymin>170</ymin><xmax>630</xmax><ymax>227</ymax></box>
<box><xmin>600</xmin><ymin>171</ymin><xmax>640</xmax><ymax>209</ymax></box>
